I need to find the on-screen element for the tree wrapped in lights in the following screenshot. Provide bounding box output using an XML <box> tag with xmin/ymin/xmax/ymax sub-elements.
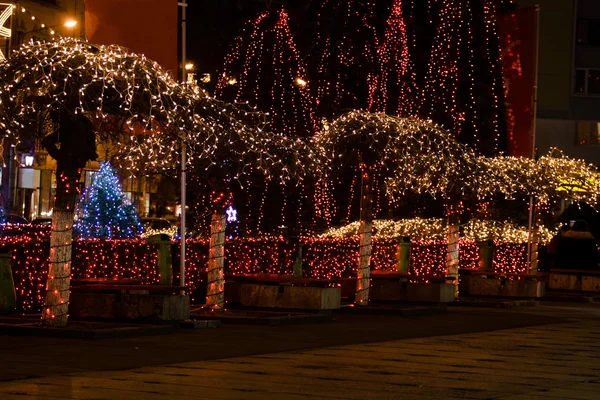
<box><xmin>0</xmin><ymin>38</ymin><xmax>201</xmax><ymax>327</ymax></box>
<box><xmin>310</xmin><ymin>0</ymin><xmax>379</xmax><ymax>117</ymax></box>
<box><xmin>482</xmin><ymin>149</ymin><xmax>600</xmax><ymax>202</ymax></box>
<box><xmin>368</xmin><ymin>0</ymin><xmax>419</xmax><ymax>117</ymax></box>
<box><xmin>316</xmin><ymin>110</ymin><xmax>476</xmax><ymax>304</ymax></box>
<box><xmin>420</xmin><ymin>0</ymin><xmax>505</xmax><ymax>155</ymax></box>
<box><xmin>216</xmin><ymin>8</ymin><xmax>317</xmax><ymax>137</ymax></box>
<box><xmin>74</xmin><ymin>162</ymin><xmax>142</xmax><ymax>239</ymax></box>
<box><xmin>129</xmin><ymin>101</ymin><xmax>323</xmax><ymax>310</ymax></box>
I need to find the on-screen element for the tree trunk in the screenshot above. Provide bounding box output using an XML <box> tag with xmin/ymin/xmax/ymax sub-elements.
<box><xmin>446</xmin><ymin>215</ymin><xmax>460</xmax><ymax>299</ymax></box>
<box><xmin>206</xmin><ymin>209</ymin><xmax>226</xmax><ymax>310</ymax></box>
<box><xmin>42</xmin><ymin>168</ymin><xmax>81</xmax><ymax>327</ymax></box>
<box><xmin>355</xmin><ymin>168</ymin><xmax>373</xmax><ymax>306</ymax></box>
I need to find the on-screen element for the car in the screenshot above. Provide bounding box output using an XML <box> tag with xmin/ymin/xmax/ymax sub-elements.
<box><xmin>31</xmin><ymin>218</ymin><xmax>53</xmax><ymax>226</ymax></box>
<box><xmin>3</xmin><ymin>215</ymin><xmax>30</xmax><ymax>225</ymax></box>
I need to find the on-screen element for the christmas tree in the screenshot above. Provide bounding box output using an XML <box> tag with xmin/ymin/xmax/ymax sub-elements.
<box><xmin>75</xmin><ymin>162</ymin><xmax>142</xmax><ymax>239</ymax></box>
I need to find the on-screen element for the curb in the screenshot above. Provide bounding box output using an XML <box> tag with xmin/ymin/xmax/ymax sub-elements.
<box><xmin>0</xmin><ymin>322</ymin><xmax>177</xmax><ymax>339</ymax></box>
<box><xmin>190</xmin><ymin>310</ymin><xmax>333</xmax><ymax>326</ymax></box>
<box><xmin>450</xmin><ymin>298</ymin><xmax>540</xmax><ymax>309</ymax></box>
<box><xmin>180</xmin><ymin>319</ymin><xmax>222</xmax><ymax>328</ymax></box>
<box><xmin>336</xmin><ymin>304</ymin><xmax>448</xmax><ymax>316</ymax></box>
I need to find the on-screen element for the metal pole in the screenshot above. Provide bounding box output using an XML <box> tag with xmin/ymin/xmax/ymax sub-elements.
<box><xmin>526</xmin><ymin>5</ymin><xmax>540</xmax><ymax>274</ymax></box>
<box><xmin>179</xmin><ymin>0</ymin><xmax>187</xmax><ymax>290</ymax></box>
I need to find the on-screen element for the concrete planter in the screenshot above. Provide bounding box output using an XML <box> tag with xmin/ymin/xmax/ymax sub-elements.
<box><xmin>70</xmin><ymin>292</ymin><xmax>190</xmax><ymax>321</ymax></box>
<box><xmin>370</xmin><ymin>278</ymin><xmax>456</xmax><ymax>303</ymax></box>
<box><xmin>469</xmin><ymin>276</ymin><xmax>545</xmax><ymax>298</ymax></box>
<box><xmin>240</xmin><ymin>284</ymin><xmax>341</xmax><ymax>310</ymax></box>
<box><xmin>549</xmin><ymin>272</ymin><xmax>600</xmax><ymax>292</ymax></box>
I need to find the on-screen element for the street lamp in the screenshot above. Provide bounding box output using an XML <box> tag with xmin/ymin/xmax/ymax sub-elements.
<box><xmin>64</xmin><ymin>19</ymin><xmax>77</xmax><ymax>29</ymax></box>
<box><xmin>20</xmin><ymin>19</ymin><xmax>78</xmax><ymax>41</ymax></box>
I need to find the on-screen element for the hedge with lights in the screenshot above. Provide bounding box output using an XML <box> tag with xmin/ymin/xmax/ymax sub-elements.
<box><xmin>4</xmin><ymin>234</ymin><xmax>529</xmax><ymax>314</ymax></box>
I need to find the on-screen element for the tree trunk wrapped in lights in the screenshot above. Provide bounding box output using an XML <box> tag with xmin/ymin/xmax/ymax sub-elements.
<box><xmin>44</xmin><ymin>169</ymin><xmax>81</xmax><ymax>326</ymax></box>
<box><xmin>356</xmin><ymin>164</ymin><xmax>373</xmax><ymax>305</ymax></box>
<box><xmin>41</xmin><ymin>108</ymin><xmax>97</xmax><ymax>327</ymax></box>
<box><xmin>444</xmin><ymin>200</ymin><xmax>463</xmax><ymax>298</ymax></box>
<box><xmin>446</xmin><ymin>215</ymin><xmax>460</xmax><ymax>297</ymax></box>
<box><xmin>206</xmin><ymin>209</ymin><xmax>227</xmax><ymax>310</ymax></box>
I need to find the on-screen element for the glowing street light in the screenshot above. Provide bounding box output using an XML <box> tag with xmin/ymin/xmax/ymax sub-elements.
<box><xmin>64</xmin><ymin>20</ymin><xmax>77</xmax><ymax>28</ymax></box>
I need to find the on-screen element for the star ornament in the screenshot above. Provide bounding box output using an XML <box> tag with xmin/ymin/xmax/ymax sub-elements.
<box><xmin>226</xmin><ymin>205</ymin><xmax>237</xmax><ymax>223</ymax></box>
<box><xmin>0</xmin><ymin>3</ymin><xmax>13</xmax><ymax>61</ymax></box>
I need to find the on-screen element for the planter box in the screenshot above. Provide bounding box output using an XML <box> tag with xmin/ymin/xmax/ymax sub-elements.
<box><xmin>70</xmin><ymin>292</ymin><xmax>190</xmax><ymax>321</ymax></box>
<box><xmin>406</xmin><ymin>282</ymin><xmax>456</xmax><ymax>303</ymax></box>
<box><xmin>549</xmin><ymin>271</ymin><xmax>600</xmax><ymax>292</ymax></box>
<box><xmin>469</xmin><ymin>276</ymin><xmax>545</xmax><ymax>298</ymax></box>
<box><xmin>370</xmin><ymin>279</ymin><xmax>408</xmax><ymax>302</ymax></box>
<box><xmin>370</xmin><ymin>279</ymin><xmax>456</xmax><ymax>303</ymax></box>
<box><xmin>240</xmin><ymin>284</ymin><xmax>341</xmax><ymax>310</ymax></box>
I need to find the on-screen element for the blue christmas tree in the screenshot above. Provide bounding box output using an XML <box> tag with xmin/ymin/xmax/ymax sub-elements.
<box><xmin>75</xmin><ymin>162</ymin><xmax>142</xmax><ymax>239</ymax></box>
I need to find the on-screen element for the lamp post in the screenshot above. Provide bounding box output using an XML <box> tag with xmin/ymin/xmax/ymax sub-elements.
<box><xmin>178</xmin><ymin>0</ymin><xmax>187</xmax><ymax>292</ymax></box>
<box><xmin>18</xmin><ymin>19</ymin><xmax>77</xmax><ymax>42</ymax></box>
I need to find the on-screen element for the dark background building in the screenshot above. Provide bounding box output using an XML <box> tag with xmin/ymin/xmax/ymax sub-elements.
<box><xmin>519</xmin><ymin>0</ymin><xmax>600</xmax><ymax>165</ymax></box>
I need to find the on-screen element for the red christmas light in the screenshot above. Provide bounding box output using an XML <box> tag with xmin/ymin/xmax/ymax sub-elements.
<box><xmin>216</xmin><ymin>8</ymin><xmax>317</xmax><ymax>137</ymax></box>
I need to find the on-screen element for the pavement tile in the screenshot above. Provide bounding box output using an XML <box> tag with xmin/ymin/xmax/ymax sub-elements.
<box><xmin>1</xmin><ymin>304</ymin><xmax>599</xmax><ymax>399</ymax></box>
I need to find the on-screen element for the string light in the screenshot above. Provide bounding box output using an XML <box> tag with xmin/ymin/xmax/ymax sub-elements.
<box><xmin>419</xmin><ymin>0</ymin><xmax>504</xmax><ymax>155</ymax></box>
<box><xmin>5</xmin><ymin>232</ymin><xmax>534</xmax><ymax>313</ymax></box>
<box><xmin>481</xmin><ymin>149</ymin><xmax>600</xmax><ymax>202</ymax></box>
<box><xmin>320</xmin><ymin>218</ymin><xmax>556</xmax><ymax>244</ymax></box>
<box><xmin>311</xmin><ymin>0</ymin><xmax>379</xmax><ymax>117</ymax></box>
<box><xmin>216</xmin><ymin>8</ymin><xmax>317</xmax><ymax>137</ymax></box>
<box><xmin>368</xmin><ymin>0</ymin><xmax>418</xmax><ymax>117</ymax></box>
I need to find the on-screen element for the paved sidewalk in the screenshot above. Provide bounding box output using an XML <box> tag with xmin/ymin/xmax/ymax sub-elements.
<box><xmin>1</xmin><ymin>304</ymin><xmax>599</xmax><ymax>399</ymax></box>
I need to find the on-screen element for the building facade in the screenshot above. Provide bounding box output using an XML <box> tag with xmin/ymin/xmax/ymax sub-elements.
<box><xmin>519</xmin><ymin>0</ymin><xmax>600</xmax><ymax>165</ymax></box>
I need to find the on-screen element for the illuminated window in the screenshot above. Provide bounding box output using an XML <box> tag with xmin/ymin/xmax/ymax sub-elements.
<box><xmin>576</xmin><ymin>121</ymin><xmax>600</xmax><ymax>145</ymax></box>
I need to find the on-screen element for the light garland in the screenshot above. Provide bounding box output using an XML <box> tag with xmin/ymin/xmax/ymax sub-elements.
<box><xmin>216</xmin><ymin>8</ymin><xmax>317</xmax><ymax>137</ymax></box>
<box><xmin>481</xmin><ymin>149</ymin><xmax>600</xmax><ymax>202</ymax></box>
<box><xmin>368</xmin><ymin>0</ymin><xmax>418</xmax><ymax>117</ymax></box>
<box><xmin>311</xmin><ymin>0</ymin><xmax>379</xmax><ymax>117</ymax></box>
<box><xmin>0</xmin><ymin>3</ymin><xmax>64</xmax><ymax>61</ymax></box>
<box><xmin>419</xmin><ymin>0</ymin><xmax>505</xmax><ymax>155</ymax></box>
<box><xmin>320</xmin><ymin>218</ymin><xmax>557</xmax><ymax>244</ymax></box>
<box><xmin>318</xmin><ymin>110</ymin><xmax>480</xmax><ymax>201</ymax></box>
